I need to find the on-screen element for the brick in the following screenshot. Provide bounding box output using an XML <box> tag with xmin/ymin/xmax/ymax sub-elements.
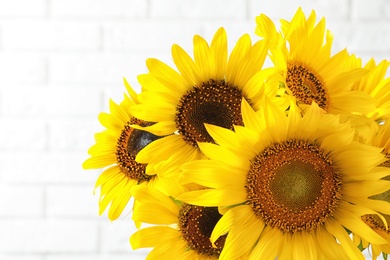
<box><xmin>0</xmin><ymin>219</ymin><xmax>98</xmax><ymax>253</ymax></box>
<box><xmin>45</xmin><ymin>254</ymin><xmax>147</xmax><ymax>260</ymax></box>
<box><xmin>50</xmin><ymin>0</ymin><xmax>147</xmax><ymax>18</ymax></box>
<box><xmin>48</xmin><ymin>119</ymin><xmax>101</xmax><ymax>151</ymax></box>
<box><xmin>329</xmin><ymin>21</ymin><xmax>390</xmax><ymax>53</ymax></box>
<box><xmin>2</xmin><ymin>21</ymin><xmax>101</xmax><ymax>51</ymax></box>
<box><xmin>0</xmin><ymin>87</ymin><xmax>102</xmax><ymax>117</ymax></box>
<box><xmin>102</xmin><ymin>81</ymin><xmax>142</xmax><ymax>106</ymax></box>
<box><xmin>352</xmin><ymin>0</ymin><xmax>390</xmax><ymax>20</ymax></box>
<box><xmin>249</xmin><ymin>0</ymin><xmax>350</xmax><ymax>21</ymax></box>
<box><xmin>0</xmin><ymin>152</ymin><xmax>98</xmax><ymax>184</ymax></box>
<box><xmin>49</xmin><ymin>53</ymin><xmax>149</xmax><ymax>85</ymax></box>
<box><xmin>0</xmin><ymin>255</ymin><xmax>43</xmax><ymax>260</ymax></box>
<box><xmin>0</xmin><ymin>0</ymin><xmax>46</xmax><ymax>17</ymax></box>
<box><xmin>0</xmin><ymin>54</ymin><xmax>46</xmax><ymax>83</ymax></box>
<box><xmin>103</xmin><ymin>21</ymin><xmax>204</xmax><ymax>52</ymax></box>
<box><xmin>200</xmin><ymin>20</ymin><xmax>255</xmax><ymax>45</ymax></box>
<box><xmin>46</xmin><ymin>185</ymin><xmax>99</xmax><ymax>217</ymax></box>
<box><xmin>100</xmin><ymin>218</ymin><xmax>141</xmax><ymax>253</ymax></box>
<box><xmin>0</xmin><ymin>118</ymin><xmax>47</xmax><ymax>150</ymax></box>
<box><xmin>0</xmin><ymin>185</ymin><xmax>44</xmax><ymax>217</ymax></box>
<box><xmin>149</xmin><ymin>0</ymin><xmax>247</xmax><ymax>19</ymax></box>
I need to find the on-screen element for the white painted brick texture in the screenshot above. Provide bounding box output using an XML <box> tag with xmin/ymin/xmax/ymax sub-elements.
<box><xmin>0</xmin><ymin>0</ymin><xmax>46</xmax><ymax>17</ymax></box>
<box><xmin>0</xmin><ymin>0</ymin><xmax>388</xmax><ymax>259</ymax></box>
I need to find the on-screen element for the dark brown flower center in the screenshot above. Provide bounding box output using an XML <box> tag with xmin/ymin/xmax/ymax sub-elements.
<box><xmin>175</xmin><ymin>79</ymin><xmax>244</xmax><ymax>147</ymax></box>
<box><xmin>246</xmin><ymin>139</ymin><xmax>342</xmax><ymax>233</ymax></box>
<box><xmin>116</xmin><ymin>118</ymin><xmax>161</xmax><ymax>183</ymax></box>
<box><xmin>286</xmin><ymin>62</ymin><xmax>329</xmax><ymax>111</ymax></box>
<box><xmin>178</xmin><ymin>204</ymin><xmax>226</xmax><ymax>257</ymax></box>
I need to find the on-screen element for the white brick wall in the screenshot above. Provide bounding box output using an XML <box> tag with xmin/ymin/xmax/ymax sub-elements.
<box><xmin>0</xmin><ymin>0</ymin><xmax>388</xmax><ymax>259</ymax></box>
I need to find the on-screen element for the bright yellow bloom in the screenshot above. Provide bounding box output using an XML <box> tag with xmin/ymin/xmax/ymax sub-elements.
<box><xmin>178</xmin><ymin>99</ymin><xmax>390</xmax><ymax>259</ymax></box>
<box><xmin>130</xmin><ymin>185</ymin><xmax>248</xmax><ymax>260</ymax></box>
<box><xmin>129</xmin><ymin>27</ymin><xmax>281</xmax><ymax>170</ymax></box>
<box><xmin>351</xmin><ymin>58</ymin><xmax>390</xmax><ymax>122</ymax></box>
<box><xmin>82</xmin><ymin>79</ymin><xmax>185</xmax><ymax>220</ymax></box>
<box><xmin>255</xmin><ymin>8</ymin><xmax>375</xmax><ymax>115</ymax></box>
<box><xmin>355</xmin><ymin>121</ymin><xmax>390</xmax><ymax>260</ymax></box>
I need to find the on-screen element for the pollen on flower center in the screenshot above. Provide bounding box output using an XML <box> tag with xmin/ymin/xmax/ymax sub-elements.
<box><xmin>175</xmin><ymin>79</ymin><xmax>244</xmax><ymax>147</ymax></box>
<box><xmin>286</xmin><ymin>61</ymin><xmax>329</xmax><ymax>111</ymax></box>
<box><xmin>380</xmin><ymin>154</ymin><xmax>390</xmax><ymax>168</ymax></box>
<box><xmin>246</xmin><ymin>139</ymin><xmax>342</xmax><ymax>233</ymax></box>
<box><xmin>362</xmin><ymin>214</ymin><xmax>390</xmax><ymax>235</ymax></box>
<box><xmin>178</xmin><ymin>204</ymin><xmax>226</xmax><ymax>257</ymax></box>
<box><xmin>116</xmin><ymin>118</ymin><xmax>161</xmax><ymax>183</ymax></box>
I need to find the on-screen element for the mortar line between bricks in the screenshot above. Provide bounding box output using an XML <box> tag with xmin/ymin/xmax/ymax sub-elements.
<box><xmin>98</xmin><ymin>24</ymin><xmax>104</xmax><ymax>51</ymax></box>
<box><xmin>43</xmin><ymin>184</ymin><xmax>48</xmax><ymax>218</ymax></box>
<box><xmin>145</xmin><ymin>0</ymin><xmax>152</xmax><ymax>18</ymax></box>
<box><xmin>348</xmin><ymin>0</ymin><xmax>354</xmax><ymax>20</ymax></box>
<box><xmin>45</xmin><ymin>0</ymin><xmax>50</xmax><ymax>19</ymax></box>
<box><xmin>245</xmin><ymin>0</ymin><xmax>250</xmax><ymax>20</ymax></box>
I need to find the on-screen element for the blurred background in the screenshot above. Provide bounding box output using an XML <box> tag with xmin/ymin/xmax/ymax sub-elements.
<box><xmin>0</xmin><ymin>0</ymin><xmax>389</xmax><ymax>259</ymax></box>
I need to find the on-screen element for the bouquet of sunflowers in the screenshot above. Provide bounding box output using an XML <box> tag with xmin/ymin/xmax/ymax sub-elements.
<box><xmin>83</xmin><ymin>8</ymin><xmax>390</xmax><ymax>260</ymax></box>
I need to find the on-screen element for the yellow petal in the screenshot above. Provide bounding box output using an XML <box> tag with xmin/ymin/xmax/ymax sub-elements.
<box><xmin>181</xmin><ymin>160</ymin><xmax>246</xmax><ymax>188</ymax></box>
<box><xmin>219</xmin><ymin>214</ymin><xmax>264</xmax><ymax>260</ymax></box>
<box><xmin>131</xmin><ymin>185</ymin><xmax>179</xmax><ymax>216</ymax></box>
<box><xmin>82</xmin><ymin>154</ymin><xmax>116</xmax><ymax>169</ymax></box>
<box><xmin>132</xmin><ymin>203</ymin><xmax>178</xmax><ymax>224</ymax></box>
<box><xmin>130</xmin><ymin>121</ymin><xmax>176</xmax><ymax>136</ymax></box>
<box><xmin>325</xmin><ymin>218</ymin><xmax>365</xmax><ymax>260</ymax></box>
<box><xmin>210</xmin><ymin>27</ymin><xmax>227</xmax><ymax>80</ymax></box>
<box><xmin>250</xmin><ymin>226</ymin><xmax>281</xmax><ymax>260</ymax></box>
<box><xmin>210</xmin><ymin>205</ymin><xmax>254</xmax><ymax>244</ymax></box>
<box><xmin>176</xmin><ymin>188</ymin><xmax>246</xmax><ymax>207</ymax></box>
<box><xmin>193</xmin><ymin>34</ymin><xmax>212</xmax><ymax>81</ymax></box>
<box><xmin>226</xmin><ymin>34</ymin><xmax>251</xmax><ymax>83</ymax></box>
<box><xmin>130</xmin><ymin>226</ymin><xmax>179</xmax><ymax>249</ymax></box>
<box><xmin>198</xmin><ymin>141</ymin><xmax>249</xmax><ymax>169</ymax></box>
<box><xmin>171</xmin><ymin>44</ymin><xmax>200</xmax><ymax>86</ymax></box>
<box><xmin>146</xmin><ymin>58</ymin><xmax>188</xmax><ymax>94</ymax></box>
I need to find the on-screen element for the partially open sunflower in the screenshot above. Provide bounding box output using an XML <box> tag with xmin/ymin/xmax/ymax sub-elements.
<box><xmin>255</xmin><ymin>8</ymin><xmax>375</xmax><ymax>116</ymax></box>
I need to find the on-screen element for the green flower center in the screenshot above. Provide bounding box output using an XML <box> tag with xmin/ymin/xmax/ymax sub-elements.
<box><xmin>271</xmin><ymin>160</ymin><xmax>323</xmax><ymax>211</ymax></box>
<box><xmin>247</xmin><ymin>139</ymin><xmax>342</xmax><ymax>233</ymax></box>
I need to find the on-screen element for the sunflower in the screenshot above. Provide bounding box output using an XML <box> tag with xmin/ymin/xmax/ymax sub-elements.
<box><xmin>177</xmin><ymin>99</ymin><xmax>390</xmax><ymax>259</ymax></box>
<box><xmin>82</xmin><ymin>79</ymin><xmax>185</xmax><ymax>220</ymax></box>
<box><xmin>129</xmin><ymin>27</ymin><xmax>282</xmax><ymax>169</ymax></box>
<box><xmin>355</xmin><ymin>121</ymin><xmax>390</xmax><ymax>260</ymax></box>
<box><xmin>255</xmin><ymin>8</ymin><xmax>375</xmax><ymax>115</ymax></box>
<box><xmin>351</xmin><ymin>58</ymin><xmax>390</xmax><ymax>122</ymax></box>
<box><xmin>129</xmin><ymin>185</ymin><xmax>247</xmax><ymax>259</ymax></box>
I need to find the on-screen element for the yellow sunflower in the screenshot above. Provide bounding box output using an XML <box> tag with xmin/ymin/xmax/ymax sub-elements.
<box><xmin>82</xmin><ymin>79</ymin><xmax>185</xmax><ymax>220</ymax></box>
<box><xmin>351</xmin><ymin>58</ymin><xmax>390</xmax><ymax>122</ymax></box>
<box><xmin>129</xmin><ymin>185</ymin><xmax>247</xmax><ymax>260</ymax></box>
<box><xmin>255</xmin><ymin>8</ymin><xmax>375</xmax><ymax>115</ymax></box>
<box><xmin>177</xmin><ymin>99</ymin><xmax>390</xmax><ymax>259</ymax></box>
<box><xmin>129</xmin><ymin>27</ymin><xmax>282</xmax><ymax>169</ymax></box>
<box><xmin>355</xmin><ymin>121</ymin><xmax>390</xmax><ymax>260</ymax></box>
